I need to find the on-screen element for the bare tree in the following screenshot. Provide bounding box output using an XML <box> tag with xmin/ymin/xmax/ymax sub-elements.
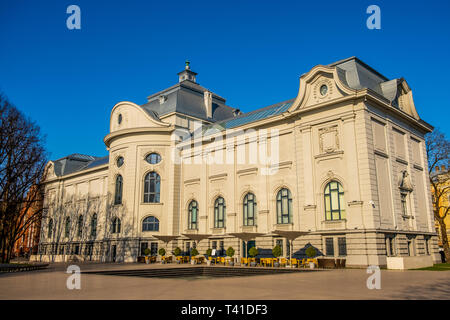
<box><xmin>39</xmin><ymin>189</ymin><xmax>133</xmax><ymax>263</ymax></box>
<box><xmin>0</xmin><ymin>94</ymin><xmax>47</xmax><ymax>263</ymax></box>
<box><xmin>426</xmin><ymin>128</ymin><xmax>450</xmax><ymax>262</ymax></box>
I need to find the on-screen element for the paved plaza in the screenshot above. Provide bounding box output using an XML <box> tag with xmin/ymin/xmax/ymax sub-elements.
<box><xmin>0</xmin><ymin>263</ymin><xmax>449</xmax><ymax>300</ymax></box>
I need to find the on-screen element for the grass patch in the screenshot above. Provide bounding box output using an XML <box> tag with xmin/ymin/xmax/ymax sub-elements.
<box><xmin>414</xmin><ymin>263</ymin><xmax>450</xmax><ymax>271</ymax></box>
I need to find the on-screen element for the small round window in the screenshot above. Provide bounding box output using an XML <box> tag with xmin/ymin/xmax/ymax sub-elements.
<box><xmin>145</xmin><ymin>153</ymin><xmax>161</xmax><ymax>164</ymax></box>
<box><xmin>116</xmin><ymin>156</ymin><xmax>124</xmax><ymax>167</ymax></box>
<box><xmin>118</xmin><ymin>114</ymin><xmax>122</xmax><ymax>124</ymax></box>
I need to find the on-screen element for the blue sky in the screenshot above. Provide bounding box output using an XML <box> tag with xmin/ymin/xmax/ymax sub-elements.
<box><xmin>1</xmin><ymin>0</ymin><xmax>449</xmax><ymax>160</ymax></box>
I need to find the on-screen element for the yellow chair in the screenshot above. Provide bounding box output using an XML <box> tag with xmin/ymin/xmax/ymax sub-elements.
<box><xmin>300</xmin><ymin>258</ymin><xmax>307</xmax><ymax>268</ymax></box>
<box><xmin>241</xmin><ymin>257</ymin><xmax>248</xmax><ymax>266</ymax></box>
<box><xmin>260</xmin><ymin>258</ymin><xmax>266</xmax><ymax>267</ymax></box>
<box><xmin>280</xmin><ymin>258</ymin><xmax>287</xmax><ymax>267</ymax></box>
<box><xmin>290</xmin><ymin>258</ymin><xmax>298</xmax><ymax>268</ymax></box>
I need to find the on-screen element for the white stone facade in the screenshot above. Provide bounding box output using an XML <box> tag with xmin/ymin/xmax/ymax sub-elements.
<box><xmin>33</xmin><ymin>58</ymin><xmax>440</xmax><ymax>268</ymax></box>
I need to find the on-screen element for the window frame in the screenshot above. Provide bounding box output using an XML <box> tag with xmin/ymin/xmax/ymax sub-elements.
<box><xmin>145</xmin><ymin>153</ymin><xmax>162</xmax><ymax>165</ymax></box>
<box><xmin>324</xmin><ymin>181</ymin><xmax>346</xmax><ymax>221</ymax></box>
<box><xmin>65</xmin><ymin>217</ymin><xmax>71</xmax><ymax>238</ymax></box>
<box><xmin>112</xmin><ymin>217</ymin><xmax>121</xmax><ymax>234</ymax></box>
<box><xmin>114</xmin><ymin>175</ymin><xmax>123</xmax><ymax>205</ymax></box>
<box><xmin>142</xmin><ymin>216</ymin><xmax>160</xmax><ymax>232</ymax></box>
<box><xmin>143</xmin><ymin>171</ymin><xmax>161</xmax><ymax>203</ymax></box>
<box><xmin>214</xmin><ymin>197</ymin><xmax>226</xmax><ymax>228</ymax></box>
<box><xmin>188</xmin><ymin>200</ymin><xmax>198</xmax><ymax>230</ymax></box>
<box><xmin>243</xmin><ymin>193</ymin><xmax>257</xmax><ymax>226</ymax></box>
<box><xmin>91</xmin><ymin>213</ymin><xmax>97</xmax><ymax>238</ymax></box>
<box><xmin>276</xmin><ymin>188</ymin><xmax>292</xmax><ymax>224</ymax></box>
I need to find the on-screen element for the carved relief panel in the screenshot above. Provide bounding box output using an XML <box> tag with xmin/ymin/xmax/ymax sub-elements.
<box><xmin>319</xmin><ymin>125</ymin><xmax>340</xmax><ymax>154</ymax></box>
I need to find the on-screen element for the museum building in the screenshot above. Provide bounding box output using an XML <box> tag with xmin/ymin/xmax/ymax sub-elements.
<box><xmin>33</xmin><ymin>57</ymin><xmax>440</xmax><ymax>268</ymax></box>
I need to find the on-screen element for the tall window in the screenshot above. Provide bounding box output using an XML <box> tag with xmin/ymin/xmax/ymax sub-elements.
<box><xmin>143</xmin><ymin>172</ymin><xmax>161</xmax><ymax>203</ymax></box>
<box><xmin>91</xmin><ymin>213</ymin><xmax>97</xmax><ymax>238</ymax></box>
<box><xmin>115</xmin><ymin>175</ymin><xmax>123</xmax><ymax>205</ymax></box>
<box><xmin>325</xmin><ymin>238</ymin><xmax>334</xmax><ymax>256</ymax></box>
<box><xmin>214</xmin><ymin>197</ymin><xmax>226</xmax><ymax>228</ymax></box>
<box><xmin>142</xmin><ymin>216</ymin><xmax>159</xmax><ymax>232</ymax></box>
<box><xmin>338</xmin><ymin>237</ymin><xmax>347</xmax><ymax>256</ymax></box>
<box><xmin>65</xmin><ymin>217</ymin><xmax>71</xmax><ymax>238</ymax></box>
<box><xmin>112</xmin><ymin>217</ymin><xmax>121</xmax><ymax>234</ymax></box>
<box><xmin>401</xmin><ymin>193</ymin><xmax>408</xmax><ymax>216</ymax></box>
<box><xmin>188</xmin><ymin>200</ymin><xmax>198</xmax><ymax>230</ymax></box>
<box><xmin>243</xmin><ymin>193</ymin><xmax>257</xmax><ymax>226</ymax></box>
<box><xmin>48</xmin><ymin>218</ymin><xmax>53</xmax><ymax>239</ymax></box>
<box><xmin>276</xmin><ymin>188</ymin><xmax>292</xmax><ymax>224</ymax></box>
<box><xmin>77</xmin><ymin>215</ymin><xmax>83</xmax><ymax>237</ymax></box>
<box><xmin>324</xmin><ymin>181</ymin><xmax>346</xmax><ymax>221</ymax></box>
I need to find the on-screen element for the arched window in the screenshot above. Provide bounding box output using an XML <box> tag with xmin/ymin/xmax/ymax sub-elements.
<box><xmin>276</xmin><ymin>188</ymin><xmax>292</xmax><ymax>224</ymax></box>
<box><xmin>243</xmin><ymin>193</ymin><xmax>257</xmax><ymax>226</ymax></box>
<box><xmin>324</xmin><ymin>181</ymin><xmax>346</xmax><ymax>221</ymax></box>
<box><xmin>214</xmin><ymin>197</ymin><xmax>226</xmax><ymax>228</ymax></box>
<box><xmin>143</xmin><ymin>172</ymin><xmax>161</xmax><ymax>203</ymax></box>
<box><xmin>65</xmin><ymin>217</ymin><xmax>71</xmax><ymax>237</ymax></box>
<box><xmin>142</xmin><ymin>216</ymin><xmax>159</xmax><ymax>232</ymax></box>
<box><xmin>112</xmin><ymin>217</ymin><xmax>121</xmax><ymax>234</ymax></box>
<box><xmin>91</xmin><ymin>213</ymin><xmax>97</xmax><ymax>238</ymax></box>
<box><xmin>48</xmin><ymin>218</ymin><xmax>53</xmax><ymax>239</ymax></box>
<box><xmin>77</xmin><ymin>215</ymin><xmax>83</xmax><ymax>237</ymax></box>
<box><xmin>115</xmin><ymin>175</ymin><xmax>123</xmax><ymax>205</ymax></box>
<box><xmin>188</xmin><ymin>200</ymin><xmax>198</xmax><ymax>230</ymax></box>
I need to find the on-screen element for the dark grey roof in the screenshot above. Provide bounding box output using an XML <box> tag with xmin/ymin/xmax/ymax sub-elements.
<box><xmin>141</xmin><ymin>80</ymin><xmax>237</xmax><ymax>122</ymax></box>
<box><xmin>52</xmin><ymin>154</ymin><xmax>109</xmax><ymax>177</ymax></box>
<box><xmin>190</xmin><ymin>99</ymin><xmax>294</xmax><ymax>139</ymax></box>
<box><xmin>331</xmin><ymin>57</ymin><xmax>403</xmax><ymax>107</ymax></box>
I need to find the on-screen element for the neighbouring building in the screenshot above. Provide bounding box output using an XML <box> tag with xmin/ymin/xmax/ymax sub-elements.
<box><xmin>13</xmin><ymin>185</ymin><xmax>43</xmax><ymax>258</ymax></box>
<box><xmin>431</xmin><ymin>165</ymin><xmax>450</xmax><ymax>249</ymax></box>
<box><xmin>33</xmin><ymin>57</ymin><xmax>440</xmax><ymax>268</ymax></box>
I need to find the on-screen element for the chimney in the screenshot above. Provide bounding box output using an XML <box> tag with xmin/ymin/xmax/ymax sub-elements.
<box><xmin>435</xmin><ymin>166</ymin><xmax>440</xmax><ymax>172</ymax></box>
<box><xmin>442</xmin><ymin>165</ymin><xmax>446</xmax><ymax>172</ymax></box>
<box><xmin>204</xmin><ymin>91</ymin><xmax>212</xmax><ymax>118</ymax></box>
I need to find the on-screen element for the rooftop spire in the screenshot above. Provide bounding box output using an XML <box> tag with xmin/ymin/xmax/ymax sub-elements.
<box><xmin>178</xmin><ymin>60</ymin><xmax>197</xmax><ymax>83</ymax></box>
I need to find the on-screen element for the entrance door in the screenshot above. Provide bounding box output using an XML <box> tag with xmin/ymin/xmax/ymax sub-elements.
<box><xmin>111</xmin><ymin>245</ymin><xmax>117</xmax><ymax>262</ymax></box>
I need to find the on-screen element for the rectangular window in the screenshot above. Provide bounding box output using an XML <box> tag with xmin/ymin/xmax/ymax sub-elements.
<box><xmin>150</xmin><ymin>242</ymin><xmax>158</xmax><ymax>256</ymax></box>
<box><xmin>276</xmin><ymin>239</ymin><xmax>283</xmax><ymax>256</ymax></box>
<box><xmin>338</xmin><ymin>237</ymin><xmax>347</xmax><ymax>256</ymax></box>
<box><xmin>385</xmin><ymin>236</ymin><xmax>395</xmax><ymax>256</ymax></box>
<box><xmin>425</xmin><ymin>238</ymin><xmax>430</xmax><ymax>255</ymax></box>
<box><xmin>325</xmin><ymin>238</ymin><xmax>334</xmax><ymax>256</ymax></box>
<box><xmin>407</xmin><ymin>240</ymin><xmax>412</xmax><ymax>256</ymax></box>
<box><xmin>401</xmin><ymin>193</ymin><xmax>408</xmax><ymax>216</ymax></box>
<box><xmin>212</xmin><ymin>241</ymin><xmax>217</xmax><ymax>250</ymax></box>
<box><xmin>220</xmin><ymin>241</ymin><xmax>224</xmax><ymax>256</ymax></box>
<box><xmin>140</xmin><ymin>242</ymin><xmax>148</xmax><ymax>256</ymax></box>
